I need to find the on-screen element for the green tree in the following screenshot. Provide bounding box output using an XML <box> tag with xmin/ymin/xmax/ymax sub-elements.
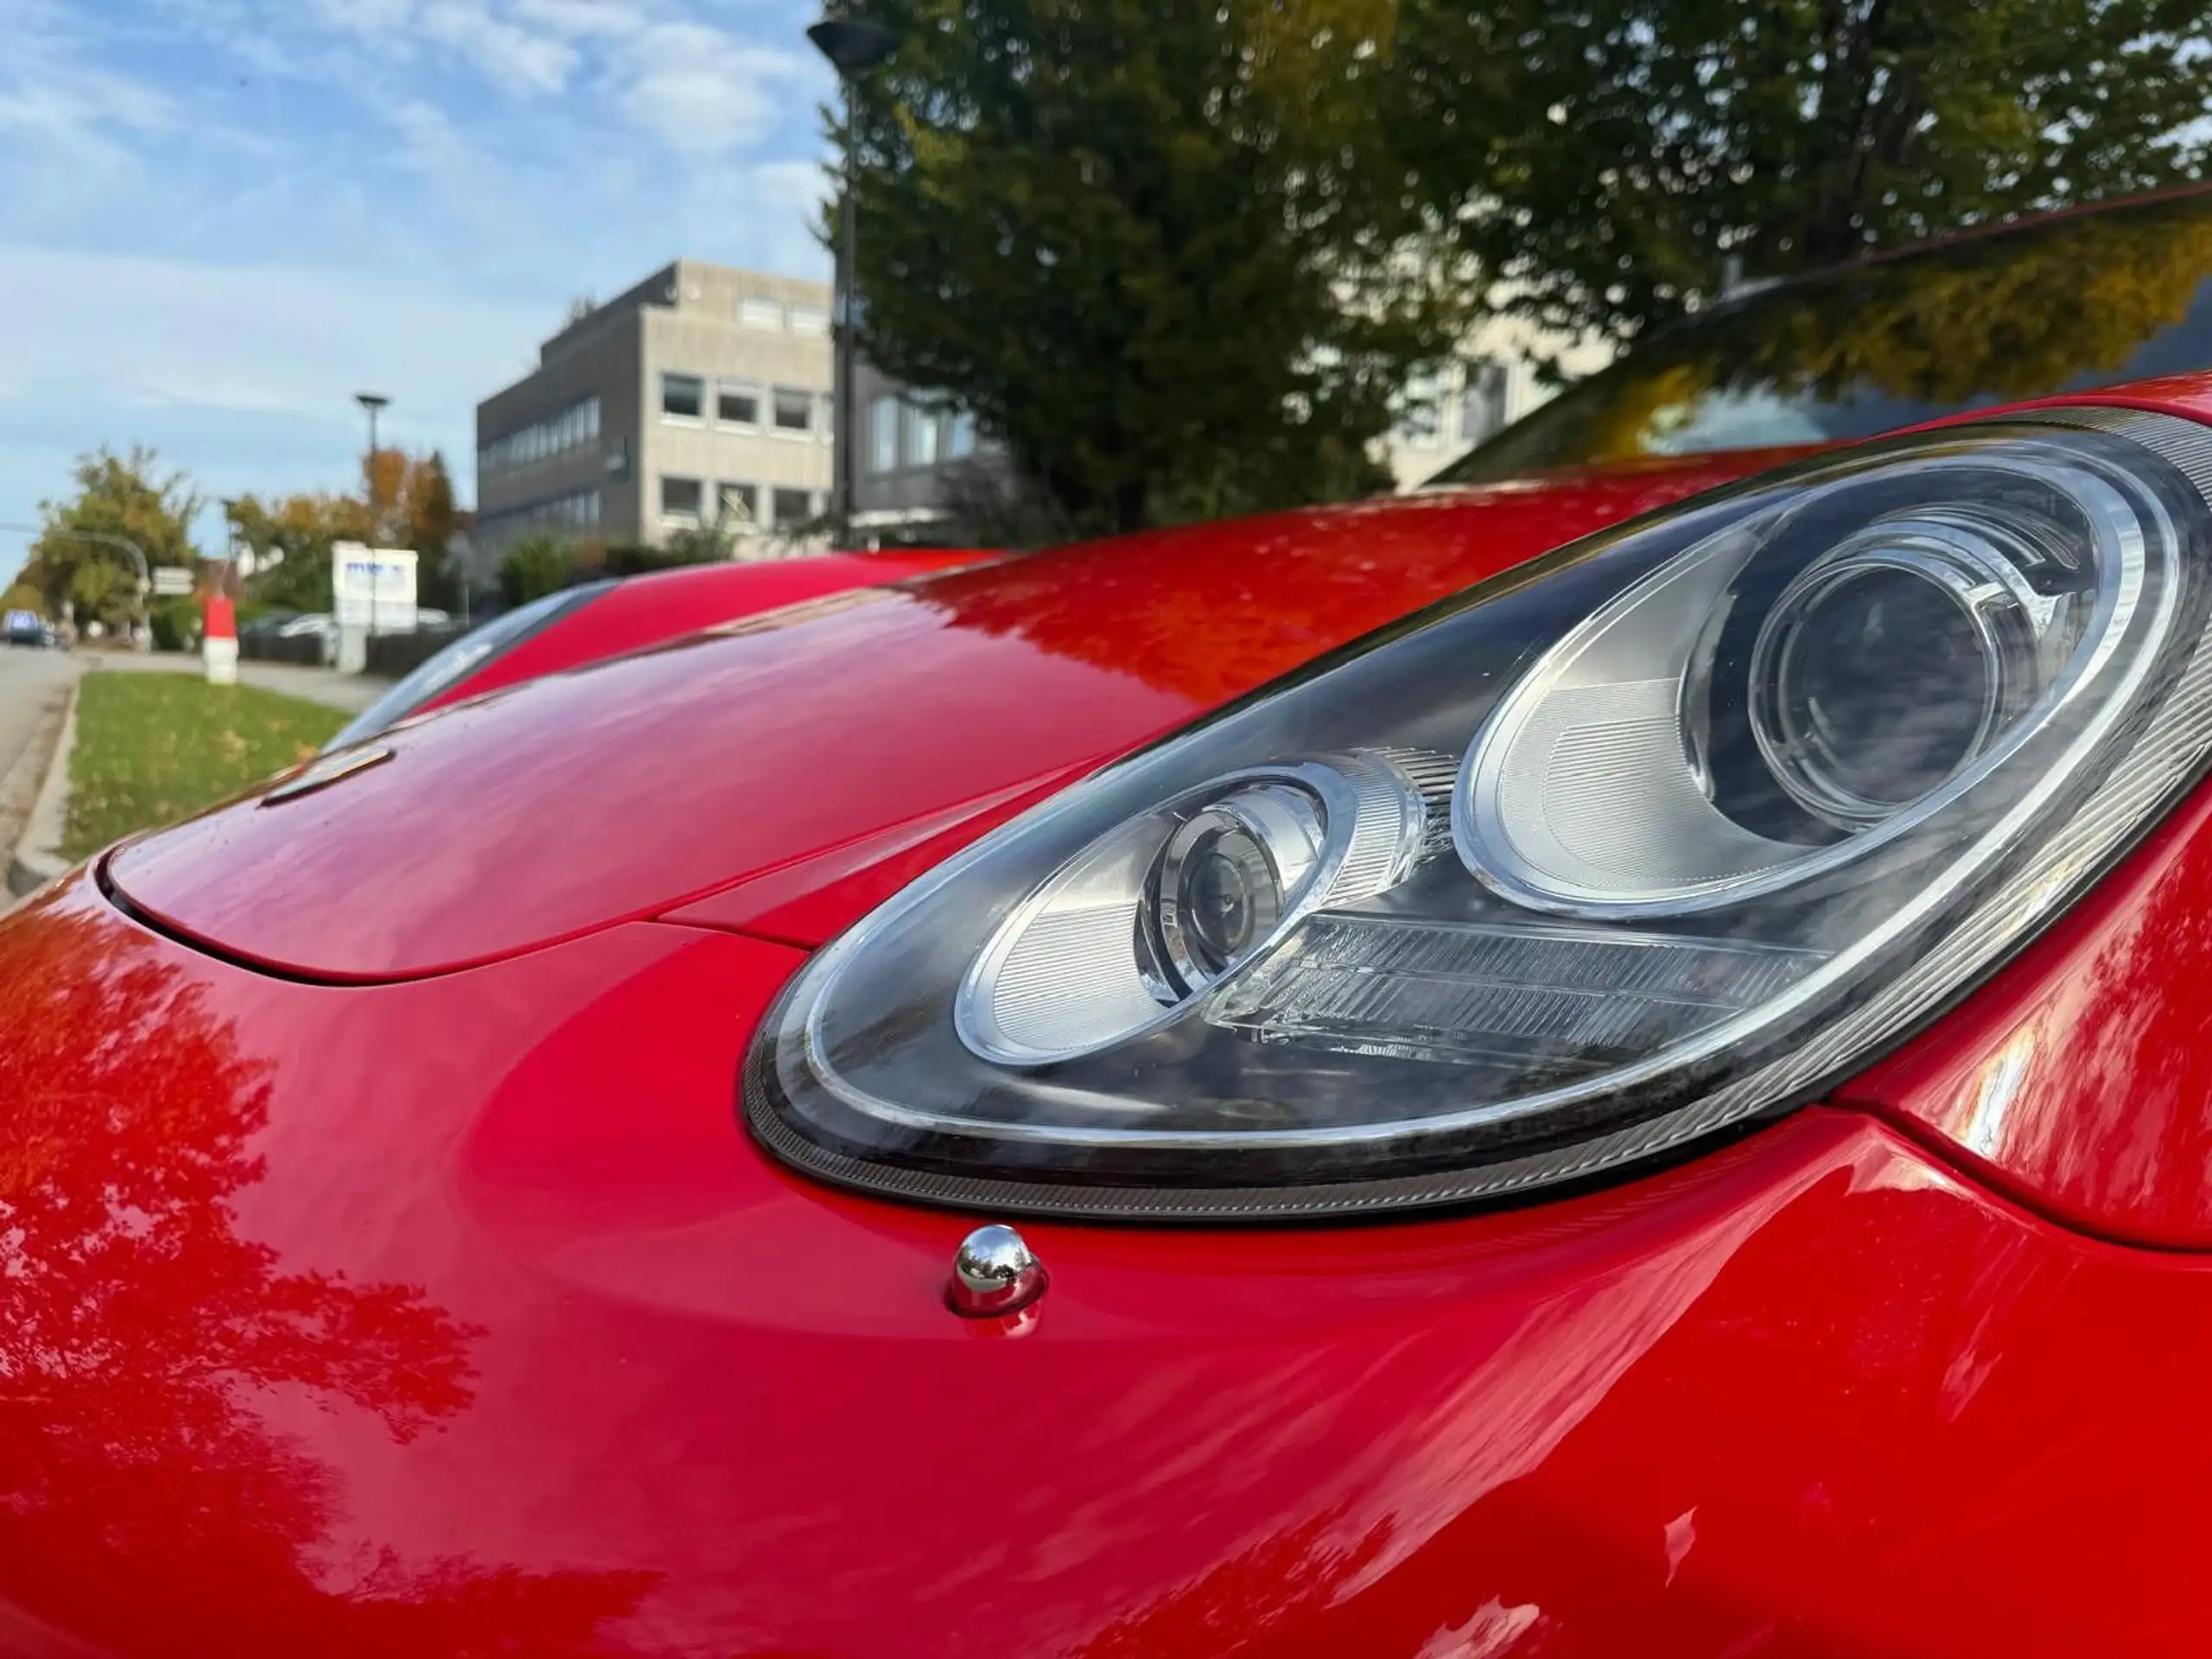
<box><xmin>498</xmin><ymin>533</ymin><xmax>575</xmax><ymax>606</ymax></box>
<box><xmin>1396</xmin><ymin>0</ymin><xmax>2212</xmax><ymax>348</ymax></box>
<box><xmin>16</xmin><ymin>447</ymin><xmax>200</xmax><ymax>629</ymax></box>
<box><xmin>368</xmin><ymin>448</ymin><xmax>463</xmax><ymax>607</ymax></box>
<box><xmin>1451</xmin><ymin>194</ymin><xmax>2212</xmax><ymax>477</ymax></box>
<box><xmin>230</xmin><ymin>493</ymin><xmax>370</xmax><ymax>613</ymax></box>
<box><xmin>840</xmin><ymin>0</ymin><xmax>1465</xmax><ymax>537</ymax></box>
<box><xmin>68</xmin><ymin>562</ymin><xmax>131</xmax><ymax>631</ymax></box>
<box><xmin>657</xmin><ymin>519</ymin><xmax>736</xmax><ymax>566</ymax></box>
<box><xmin>232</xmin><ymin>450</ymin><xmax>461</xmax><ymax>614</ymax></box>
<box><xmin>0</xmin><ymin>582</ymin><xmax>44</xmax><ymax>617</ymax></box>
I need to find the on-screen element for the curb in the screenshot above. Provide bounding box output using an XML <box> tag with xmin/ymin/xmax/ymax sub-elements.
<box><xmin>6</xmin><ymin>678</ymin><xmax>79</xmax><ymax>899</ymax></box>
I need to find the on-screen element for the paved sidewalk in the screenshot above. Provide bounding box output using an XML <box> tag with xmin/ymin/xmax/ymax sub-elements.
<box><xmin>0</xmin><ymin>649</ymin><xmax>81</xmax><ymax>870</ymax></box>
<box><xmin>82</xmin><ymin>651</ymin><xmax>393</xmax><ymax>714</ymax></box>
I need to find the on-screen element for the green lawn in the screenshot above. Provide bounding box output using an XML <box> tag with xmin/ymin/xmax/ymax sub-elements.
<box><xmin>63</xmin><ymin>672</ymin><xmax>347</xmax><ymax>858</ymax></box>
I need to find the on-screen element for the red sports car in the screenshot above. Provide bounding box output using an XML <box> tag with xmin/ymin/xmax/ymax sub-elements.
<box><xmin>12</xmin><ymin>191</ymin><xmax>2212</xmax><ymax>1656</ymax></box>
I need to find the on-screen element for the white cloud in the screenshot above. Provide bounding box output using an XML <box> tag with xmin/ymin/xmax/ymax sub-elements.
<box><xmin>0</xmin><ymin>66</ymin><xmax>179</xmax><ymax>143</ymax></box>
<box><xmin>0</xmin><ymin>12</ymin><xmax>184</xmax><ymax>207</ymax></box>
<box><xmin>303</xmin><ymin>0</ymin><xmax>586</xmax><ymax>93</ymax></box>
<box><xmin>512</xmin><ymin>0</ymin><xmax>647</xmax><ymax>38</ymax></box>
<box><xmin>615</xmin><ymin>22</ymin><xmax>810</xmax><ymax>157</ymax></box>
<box><xmin>418</xmin><ymin>0</ymin><xmax>581</xmax><ymax>93</ymax></box>
<box><xmin>0</xmin><ymin>245</ymin><xmax>543</xmax><ymax>421</ymax></box>
<box><xmin>226</xmin><ymin>0</ymin><xmax>824</xmax><ymax>160</ymax></box>
<box><xmin>308</xmin><ymin>0</ymin><xmax>413</xmax><ymax>31</ymax></box>
<box><xmin>0</xmin><ymin>0</ymin><xmax>838</xmax><ymax>549</ymax></box>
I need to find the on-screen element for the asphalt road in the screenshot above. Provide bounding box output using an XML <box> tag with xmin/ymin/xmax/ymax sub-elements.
<box><xmin>0</xmin><ymin>645</ymin><xmax>81</xmax><ymax>863</ymax></box>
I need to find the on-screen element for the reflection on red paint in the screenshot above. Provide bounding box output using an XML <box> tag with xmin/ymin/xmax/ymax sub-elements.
<box><xmin>101</xmin><ymin>454</ymin><xmax>1777</xmax><ymax>984</ymax></box>
<box><xmin>16</xmin><ymin>871</ymin><xmax>2212</xmax><ymax>1651</ymax></box>
<box><xmin>0</xmin><ymin>890</ymin><xmax>658</xmax><ymax>1656</ymax></box>
<box><xmin>913</xmin><ymin>464</ymin><xmax>1764</xmax><ymax>705</ymax></box>
<box><xmin>1840</xmin><ymin>770</ymin><xmax>2212</xmax><ymax>1247</ymax></box>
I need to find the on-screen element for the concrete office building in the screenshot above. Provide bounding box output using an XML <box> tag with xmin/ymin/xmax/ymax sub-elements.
<box><xmin>471</xmin><ymin>261</ymin><xmax>835</xmax><ymax>583</ymax></box>
<box><xmin>847</xmin><ymin>308</ymin><xmax>1612</xmax><ymax>546</ymax></box>
<box><xmin>848</xmin><ymin>356</ymin><xmax>998</xmax><ymax>543</ymax></box>
<box><xmin>1377</xmin><ymin>310</ymin><xmax>1616</xmax><ymax>489</ymax></box>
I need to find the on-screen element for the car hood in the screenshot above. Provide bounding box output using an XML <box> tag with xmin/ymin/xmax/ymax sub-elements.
<box><xmin>105</xmin><ymin>454</ymin><xmax>1774</xmax><ymax>980</ymax></box>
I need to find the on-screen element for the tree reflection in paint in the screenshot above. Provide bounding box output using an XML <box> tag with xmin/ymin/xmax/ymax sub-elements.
<box><xmin>0</xmin><ymin>900</ymin><xmax>658</xmax><ymax>1657</ymax></box>
<box><xmin>914</xmin><ymin>465</ymin><xmax>1736</xmax><ymax>707</ymax></box>
<box><xmin>1446</xmin><ymin>193</ymin><xmax>2212</xmax><ymax>481</ymax></box>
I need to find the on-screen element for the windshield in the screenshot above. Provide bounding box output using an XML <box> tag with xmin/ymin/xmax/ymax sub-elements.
<box><xmin>1437</xmin><ymin>192</ymin><xmax>2212</xmax><ymax>486</ymax></box>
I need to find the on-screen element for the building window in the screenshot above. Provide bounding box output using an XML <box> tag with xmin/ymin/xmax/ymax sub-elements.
<box><xmin>905</xmin><ymin>406</ymin><xmax>941</xmax><ymax>468</ymax></box>
<box><xmin>1458</xmin><ymin>359</ymin><xmax>1510</xmax><ymax>447</ymax></box>
<box><xmin>719</xmin><ymin>482</ymin><xmax>760</xmax><ymax>526</ymax></box>
<box><xmin>661</xmin><ymin>372</ymin><xmax>703</xmax><ymax>421</ymax></box>
<box><xmin>945</xmin><ymin>410</ymin><xmax>977</xmax><ymax>460</ymax></box>
<box><xmin>786</xmin><ymin>305</ymin><xmax>829</xmax><ymax>338</ymax></box>
<box><xmin>1399</xmin><ymin>371</ymin><xmax>1443</xmax><ymax>445</ymax></box>
<box><xmin>772</xmin><ymin>386</ymin><xmax>813</xmax><ymax>434</ymax></box>
<box><xmin>771</xmin><ymin>486</ymin><xmax>813</xmax><ymax>528</ymax></box>
<box><xmin>477</xmin><ymin>486</ymin><xmax>601</xmax><ymax>537</ymax></box>
<box><xmin>870</xmin><ymin>396</ymin><xmax>899</xmax><ymax>474</ymax></box>
<box><xmin>479</xmin><ymin>395</ymin><xmax>601</xmax><ymax>474</ymax></box>
<box><xmin>740</xmin><ymin>296</ymin><xmax>784</xmax><ymax>329</ymax></box>
<box><xmin>661</xmin><ymin>475</ymin><xmax>703</xmax><ymax>524</ymax></box>
<box><xmin>716</xmin><ymin>381</ymin><xmax>760</xmax><ymax>426</ymax></box>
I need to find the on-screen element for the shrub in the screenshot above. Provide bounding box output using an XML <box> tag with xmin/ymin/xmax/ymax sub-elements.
<box><xmin>498</xmin><ymin>533</ymin><xmax>576</xmax><ymax>607</ymax></box>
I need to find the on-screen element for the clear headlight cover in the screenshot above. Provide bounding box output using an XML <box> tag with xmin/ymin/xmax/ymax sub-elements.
<box><xmin>748</xmin><ymin>411</ymin><xmax>2212</xmax><ymax>1220</ymax></box>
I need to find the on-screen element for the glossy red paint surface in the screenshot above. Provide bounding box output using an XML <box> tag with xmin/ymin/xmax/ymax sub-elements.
<box><xmin>416</xmin><ymin>549</ymin><xmax>992</xmax><ymax>715</ymax></box>
<box><xmin>22</xmin><ymin>380</ymin><xmax>2212</xmax><ymax>1656</ymax></box>
<box><xmin>104</xmin><ymin>457</ymin><xmax>1773</xmax><ymax>979</ymax></box>
<box><xmin>10</xmin><ymin>871</ymin><xmax>2212</xmax><ymax>1656</ymax></box>
<box><xmin>1840</xmin><ymin>768</ymin><xmax>2212</xmax><ymax>1249</ymax></box>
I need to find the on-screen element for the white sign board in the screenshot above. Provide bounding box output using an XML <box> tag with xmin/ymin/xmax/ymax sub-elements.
<box><xmin>150</xmin><ymin>566</ymin><xmax>196</xmax><ymax>597</ymax></box>
<box><xmin>332</xmin><ymin>543</ymin><xmax>418</xmax><ymax>633</ymax></box>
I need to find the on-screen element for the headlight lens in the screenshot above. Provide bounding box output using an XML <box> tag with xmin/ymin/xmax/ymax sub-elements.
<box><xmin>749</xmin><ymin>412</ymin><xmax>2212</xmax><ymax>1221</ymax></box>
<box><xmin>954</xmin><ymin>753</ymin><xmax>1446</xmax><ymax>1066</ymax></box>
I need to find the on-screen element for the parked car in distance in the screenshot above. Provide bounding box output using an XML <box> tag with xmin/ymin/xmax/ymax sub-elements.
<box><xmin>23</xmin><ymin>191</ymin><xmax>2212</xmax><ymax>1655</ymax></box>
<box><xmin>236</xmin><ymin>608</ymin><xmax>300</xmax><ymax>637</ymax></box>
<box><xmin>3</xmin><ymin>608</ymin><xmax>50</xmax><ymax>646</ymax></box>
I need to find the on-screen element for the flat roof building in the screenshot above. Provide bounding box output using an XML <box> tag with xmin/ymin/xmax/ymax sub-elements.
<box><xmin>470</xmin><ymin>261</ymin><xmax>835</xmax><ymax>586</ymax></box>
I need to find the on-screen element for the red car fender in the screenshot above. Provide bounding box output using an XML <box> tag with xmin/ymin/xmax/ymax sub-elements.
<box><xmin>3</xmin><ymin>868</ymin><xmax>2212</xmax><ymax>1653</ymax></box>
<box><xmin>15</xmin><ymin>386</ymin><xmax>2212</xmax><ymax>1653</ymax></box>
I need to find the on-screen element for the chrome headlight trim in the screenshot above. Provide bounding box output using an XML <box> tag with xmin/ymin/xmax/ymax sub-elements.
<box><xmin>951</xmin><ymin>751</ymin><xmax>1437</xmax><ymax>1066</ymax></box>
<box><xmin>1452</xmin><ymin>448</ymin><xmax>2158</xmax><ymax>918</ymax></box>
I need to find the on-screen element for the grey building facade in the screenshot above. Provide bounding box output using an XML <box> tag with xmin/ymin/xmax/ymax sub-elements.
<box><xmin>472</xmin><ymin>261</ymin><xmax>835</xmax><ymax>584</ymax></box>
<box><xmin>848</xmin><ymin>356</ymin><xmax>1003</xmax><ymax>545</ymax></box>
<box><xmin>843</xmin><ymin>311</ymin><xmax>1614</xmax><ymax>547</ymax></box>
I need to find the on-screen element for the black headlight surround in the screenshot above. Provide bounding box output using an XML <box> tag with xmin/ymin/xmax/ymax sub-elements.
<box><xmin>747</xmin><ymin>409</ymin><xmax>2212</xmax><ymax>1223</ymax></box>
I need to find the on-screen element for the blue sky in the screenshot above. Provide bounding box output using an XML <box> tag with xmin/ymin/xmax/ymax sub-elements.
<box><xmin>0</xmin><ymin>0</ymin><xmax>839</xmax><ymax>572</ymax></box>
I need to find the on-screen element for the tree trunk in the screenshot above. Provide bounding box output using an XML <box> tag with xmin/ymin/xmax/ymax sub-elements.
<box><xmin>1112</xmin><ymin>480</ymin><xmax>1147</xmax><ymax>537</ymax></box>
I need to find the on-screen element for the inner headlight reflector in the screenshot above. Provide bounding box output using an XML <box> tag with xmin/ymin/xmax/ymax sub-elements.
<box><xmin>955</xmin><ymin>753</ymin><xmax>1445</xmax><ymax>1066</ymax></box>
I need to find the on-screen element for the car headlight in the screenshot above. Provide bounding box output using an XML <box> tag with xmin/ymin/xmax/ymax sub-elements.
<box><xmin>747</xmin><ymin>411</ymin><xmax>2212</xmax><ymax>1221</ymax></box>
<box><xmin>321</xmin><ymin>582</ymin><xmax>615</xmax><ymax>751</ymax></box>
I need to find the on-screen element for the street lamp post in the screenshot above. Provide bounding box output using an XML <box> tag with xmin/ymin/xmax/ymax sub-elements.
<box><xmin>807</xmin><ymin>16</ymin><xmax>901</xmax><ymax>551</ymax></box>
<box><xmin>353</xmin><ymin>391</ymin><xmax>391</xmax><ymax>658</ymax></box>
